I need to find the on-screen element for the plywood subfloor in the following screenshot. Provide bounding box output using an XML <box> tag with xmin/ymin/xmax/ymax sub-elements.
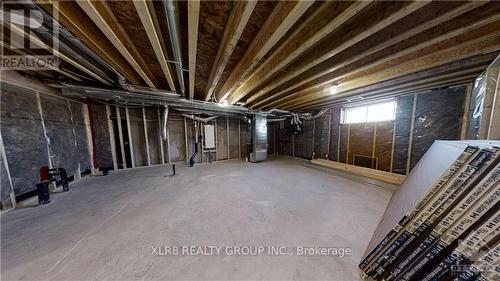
<box><xmin>1</xmin><ymin>157</ymin><xmax>391</xmax><ymax>280</ymax></box>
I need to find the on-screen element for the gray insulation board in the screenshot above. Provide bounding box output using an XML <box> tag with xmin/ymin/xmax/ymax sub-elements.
<box><xmin>40</xmin><ymin>95</ymin><xmax>79</xmax><ymax>177</ymax></box>
<box><xmin>0</xmin><ymin>85</ymin><xmax>49</xmax><ymax>195</ymax></box>
<box><xmin>70</xmin><ymin>102</ymin><xmax>91</xmax><ymax>171</ymax></box>
<box><xmin>90</xmin><ymin>103</ymin><xmax>113</xmax><ymax>169</ymax></box>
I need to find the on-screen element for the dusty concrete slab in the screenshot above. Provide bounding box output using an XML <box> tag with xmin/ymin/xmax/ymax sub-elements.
<box><xmin>1</xmin><ymin>157</ymin><xmax>391</xmax><ymax>281</ymax></box>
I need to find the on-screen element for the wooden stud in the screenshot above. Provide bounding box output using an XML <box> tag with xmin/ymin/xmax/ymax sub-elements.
<box><xmin>143</xmin><ymin>107</ymin><xmax>151</xmax><ymax>166</ymax></box>
<box><xmin>106</xmin><ymin>105</ymin><xmax>118</xmax><ymax>170</ymax></box>
<box><xmin>188</xmin><ymin>0</ymin><xmax>200</xmax><ymax>99</ymax></box>
<box><xmin>0</xmin><ymin>129</ymin><xmax>16</xmax><ymax>210</ymax></box>
<box><xmin>158</xmin><ymin>108</ymin><xmax>165</xmax><ymax>164</ymax></box>
<box><xmin>133</xmin><ymin>0</ymin><xmax>177</xmax><ymax>91</ymax></box>
<box><xmin>227</xmin><ymin>117</ymin><xmax>230</xmax><ymax>159</ymax></box>
<box><xmin>238</xmin><ymin>119</ymin><xmax>241</xmax><ymax>158</ymax></box>
<box><xmin>460</xmin><ymin>83</ymin><xmax>473</xmax><ymax>140</ymax></box>
<box><xmin>216</xmin><ymin>1</ymin><xmax>314</xmax><ymax>103</ymax></box>
<box><xmin>116</xmin><ymin>106</ymin><xmax>127</xmax><ymax>168</ymax></box>
<box><xmin>389</xmin><ymin>119</ymin><xmax>397</xmax><ymax>173</ymax></box>
<box><xmin>125</xmin><ymin>107</ymin><xmax>135</xmax><ymax>168</ymax></box>
<box><xmin>184</xmin><ymin>117</ymin><xmax>188</xmax><ymax>165</ymax></box>
<box><xmin>204</xmin><ymin>1</ymin><xmax>257</xmax><ymax>101</ymax></box>
<box><xmin>406</xmin><ymin>94</ymin><xmax>418</xmax><ymax>174</ymax></box>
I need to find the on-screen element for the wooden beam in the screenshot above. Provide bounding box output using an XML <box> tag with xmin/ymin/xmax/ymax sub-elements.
<box><xmin>297</xmin><ymin>76</ymin><xmax>478</xmax><ymax>112</ymax></box>
<box><xmin>133</xmin><ymin>0</ymin><xmax>177</xmax><ymax>91</ymax></box>
<box><xmin>227</xmin><ymin>1</ymin><xmax>430</xmax><ymax>104</ymax></box>
<box><xmin>204</xmin><ymin>1</ymin><xmax>256</xmax><ymax>101</ymax></box>
<box><xmin>290</xmin><ymin>36</ymin><xmax>499</xmax><ymax>110</ymax></box>
<box><xmin>294</xmin><ymin>53</ymin><xmax>496</xmax><ymax>110</ymax></box>
<box><xmin>238</xmin><ymin>0</ymin><xmax>373</xmax><ymax>105</ymax></box>
<box><xmin>188</xmin><ymin>0</ymin><xmax>200</xmax><ymax>100</ymax></box>
<box><xmin>252</xmin><ymin>1</ymin><xmax>491</xmax><ymax>109</ymax></box>
<box><xmin>77</xmin><ymin>0</ymin><xmax>157</xmax><ymax>88</ymax></box>
<box><xmin>40</xmin><ymin>0</ymin><xmax>143</xmax><ymax>85</ymax></box>
<box><xmin>76</xmin><ymin>0</ymin><xmax>156</xmax><ymax>88</ymax></box>
<box><xmin>311</xmin><ymin>158</ymin><xmax>406</xmax><ymax>185</ymax></box>
<box><xmin>215</xmin><ymin>0</ymin><xmax>314</xmax><ymax>103</ymax></box>
<box><xmin>289</xmin><ymin>67</ymin><xmax>484</xmax><ymax>111</ymax></box>
<box><xmin>264</xmin><ymin>17</ymin><xmax>500</xmax><ymax>110</ymax></box>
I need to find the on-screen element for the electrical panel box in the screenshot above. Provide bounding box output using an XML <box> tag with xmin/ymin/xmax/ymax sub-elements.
<box><xmin>204</xmin><ymin>124</ymin><xmax>216</xmax><ymax>149</ymax></box>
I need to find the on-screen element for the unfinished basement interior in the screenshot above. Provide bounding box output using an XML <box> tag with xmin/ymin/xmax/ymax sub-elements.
<box><xmin>1</xmin><ymin>1</ymin><xmax>500</xmax><ymax>280</ymax></box>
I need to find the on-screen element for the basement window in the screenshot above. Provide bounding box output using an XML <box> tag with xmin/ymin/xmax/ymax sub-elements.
<box><xmin>341</xmin><ymin>100</ymin><xmax>396</xmax><ymax>124</ymax></box>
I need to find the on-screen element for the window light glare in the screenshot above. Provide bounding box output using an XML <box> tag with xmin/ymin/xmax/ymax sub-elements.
<box><xmin>341</xmin><ymin>100</ymin><xmax>396</xmax><ymax>124</ymax></box>
<box><xmin>222</xmin><ymin>99</ymin><xmax>228</xmax><ymax>105</ymax></box>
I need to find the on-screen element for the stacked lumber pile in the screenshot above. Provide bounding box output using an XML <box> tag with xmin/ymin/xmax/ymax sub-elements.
<box><xmin>359</xmin><ymin>145</ymin><xmax>500</xmax><ymax>281</ymax></box>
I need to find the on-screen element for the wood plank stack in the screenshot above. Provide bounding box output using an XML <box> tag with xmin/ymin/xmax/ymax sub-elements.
<box><xmin>359</xmin><ymin>145</ymin><xmax>500</xmax><ymax>281</ymax></box>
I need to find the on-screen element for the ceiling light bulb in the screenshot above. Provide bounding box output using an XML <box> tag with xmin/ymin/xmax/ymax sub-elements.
<box><xmin>329</xmin><ymin>85</ymin><xmax>338</xmax><ymax>94</ymax></box>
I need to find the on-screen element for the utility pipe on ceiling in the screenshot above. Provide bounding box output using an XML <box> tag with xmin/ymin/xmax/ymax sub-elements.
<box><xmin>165</xmin><ymin>0</ymin><xmax>186</xmax><ymax>96</ymax></box>
<box><xmin>161</xmin><ymin>105</ymin><xmax>169</xmax><ymax>141</ymax></box>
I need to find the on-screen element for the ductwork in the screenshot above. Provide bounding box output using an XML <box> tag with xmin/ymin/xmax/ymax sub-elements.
<box><xmin>182</xmin><ymin>114</ymin><xmax>217</xmax><ymax>123</ymax></box>
<box><xmin>267</xmin><ymin>118</ymin><xmax>286</xmax><ymax>123</ymax></box>
<box><xmin>55</xmin><ymin>83</ymin><xmax>251</xmax><ymax>115</ymax></box>
<box><xmin>165</xmin><ymin>0</ymin><xmax>186</xmax><ymax>96</ymax></box>
<box><xmin>161</xmin><ymin>105</ymin><xmax>169</xmax><ymax>141</ymax></box>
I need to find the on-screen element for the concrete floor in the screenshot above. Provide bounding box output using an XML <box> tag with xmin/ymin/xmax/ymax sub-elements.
<box><xmin>1</xmin><ymin>157</ymin><xmax>391</xmax><ymax>281</ymax></box>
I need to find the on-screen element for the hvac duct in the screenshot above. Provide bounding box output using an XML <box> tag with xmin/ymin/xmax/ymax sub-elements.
<box><xmin>165</xmin><ymin>0</ymin><xmax>186</xmax><ymax>95</ymax></box>
<box><xmin>249</xmin><ymin>114</ymin><xmax>267</xmax><ymax>163</ymax></box>
<box><xmin>161</xmin><ymin>105</ymin><xmax>169</xmax><ymax>141</ymax></box>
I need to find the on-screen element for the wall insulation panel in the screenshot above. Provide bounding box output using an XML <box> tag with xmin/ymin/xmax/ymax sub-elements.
<box><xmin>375</xmin><ymin>122</ymin><xmax>394</xmax><ymax>172</ymax></box>
<box><xmin>0</xmin><ymin>85</ymin><xmax>49</xmax><ymax>195</ymax></box>
<box><xmin>267</xmin><ymin>122</ymin><xmax>275</xmax><ymax>155</ymax></box>
<box><xmin>70</xmin><ymin>102</ymin><xmax>91</xmax><ymax>171</ymax></box>
<box><xmin>313</xmin><ymin>113</ymin><xmax>329</xmax><ymax>159</ymax></box>
<box><xmin>239</xmin><ymin>119</ymin><xmax>248</xmax><ymax>158</ymax></box>
<box><xmin>40</xmin><ymin>95</ymin><xmax>79</xmax><ymax>177</ymax></box>
<box><xmin>329</xmin><ymin>108</ymin><xmax>341</xmax><ymax>161</ymax></box>
<box><xmin>302</xmin><ymin>120</ymin><xmax>314</xmax><ymax>159</ymax></box>
<box><xmin>145</xmin><ymin>107</ymin><xmax>161</xmax><ymax>165</ymax></box>
<box><xmin>338</xmin><ymin>125</ymin><xmax>349</xmax><ymax>163</ymax></box>
<box><xmin>348</xmin><ymin>123</ymin><xmax>374</xmax><ymax>165</ymax></box>
<box><xmin>410</xmin><ymin>87</ymin><xmax>465</xmax><ymax>170</ymax></box>
<box><xmin>229</xmin><ymin>118</ymin><xmax>240</xmax><ymax>159</ymax></box>
<box><xmin>216</xmin><ymin>117</ymin><xmax>228</xmax><ymax>160</ymax></box>
<box><xmin>90</xmin><ymin>103</ymin><xmax>113</xmax><ymax>169</ymax></box>
<box><xmin>168</xmin><ymin>113</ymin><xmax>186</xmax><ymax>162</ymax></box>
<box><xmin>0</xmin><ymin>153</ymin><xmax>11</xmax><ymax>202</ymax></box>
<box><xmin>128</xmin><ymin>108</ymin><xmax>147</xmax><ymax>167</ymax></box>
